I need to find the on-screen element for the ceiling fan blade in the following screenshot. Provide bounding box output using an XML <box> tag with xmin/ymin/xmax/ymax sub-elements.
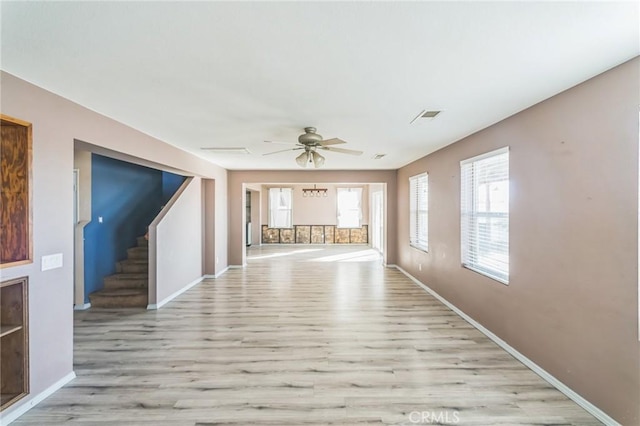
<box><xmin>263</xmin><ymin>147</ymin><xmax>304</xmax><ymax>156</ymax></box>
<box><xmin>319</xmin><ymin>146</ymin><xmax>363</xmax><ymax>156</ymax></box>
<box><xmin>319</xmin><ymin>138</ymin><xmax>346</xmax><ymax>146</ymax></box>
<box><xmin>264</xmin><ymin>140</ymin><xmax>298</xmax><ymax>145</ymax></box>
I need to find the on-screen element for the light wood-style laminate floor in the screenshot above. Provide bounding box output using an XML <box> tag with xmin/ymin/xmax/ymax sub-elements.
<box><xmin>14</xmin><ymin>245</ymin><xmax>600</xmax><ymax>425</ymax></box>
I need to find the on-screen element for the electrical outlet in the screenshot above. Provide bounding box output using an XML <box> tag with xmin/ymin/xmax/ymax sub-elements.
<box><xmin>42</xmin><ymin>253</ymin><xmax>63</xmax><ymax>271</ymax></box>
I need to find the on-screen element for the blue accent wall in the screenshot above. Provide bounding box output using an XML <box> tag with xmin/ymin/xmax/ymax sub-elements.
<box><xmin>84</xmin><ymin>154</ymin><xmax>163</xmax><ymax>302</ymax></box>
<box><xmin>162</xmin><ymin>171</ymin><xmax>186</xmax><ymax>205</ymax></box>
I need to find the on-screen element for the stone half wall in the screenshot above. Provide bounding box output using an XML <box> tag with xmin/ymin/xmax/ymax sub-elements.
<box><xmin>262</xmin><ymin>225</ymin><xmax>368</xmax><ymax>244</ymax></box>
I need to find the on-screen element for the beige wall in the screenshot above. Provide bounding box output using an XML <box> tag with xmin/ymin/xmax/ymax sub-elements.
<box><xmin>151</xmin><ymin>177</ymin><xmax>203</xmax><ymax>305</ymax></box>
<box><xmin>249</xmin><ymin>190</ymin><xmax>261</xmax><ymax>245</ymax></box>
<box><xmin>202</xmin><ymin>179</ymin><xmax>216</xmax><ymax>274</ymax></box>
<box><xmin>396</xmin><ymin>58</ymin><xmax>640</xmax><ymax>424</ymax></box>
<box><xmin>259</xmin><ymin>184</ymin><xmax>369</xmax><ymax>226</ymax></box>
<box><xmin>0</xmin><ymin>71</ymin><xmax>229</xmax><ymax>419</ymax></box>
<box><xmin>229</xmin><ymin>171</ymin><xmax>397</xmax><ymax>266</ymax></box>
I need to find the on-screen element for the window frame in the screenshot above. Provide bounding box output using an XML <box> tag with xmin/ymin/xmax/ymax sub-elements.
<box><xmin>336</xmin><ymin>187</ymin><xmax>363</xmax><ymax>229</ymax></box>
<box><xmin>460</xmin><ymin>147</ymin><xmax>509</xmax><ymax>284</ymax></box>
<box><xmin>409</xmin><ymin>172</ymin><xmax>429</xmax><ymax>252</ymax></box>
<box><xmin>268</xmin><ymin>187</ymin><xmax>293</xmax><ymax>229</ymax></box>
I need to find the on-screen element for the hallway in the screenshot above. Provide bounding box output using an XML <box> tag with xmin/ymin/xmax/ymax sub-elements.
<box><xmin>14</xmin><ymin>245</ymin><xmax>599</xmax><ymax>425</ymax></box>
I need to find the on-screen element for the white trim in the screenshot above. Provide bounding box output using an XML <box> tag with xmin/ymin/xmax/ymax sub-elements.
<box><xmin>460</xmin><ymin>145</ymin><xmax>509</xmax><ymax>165</ymax></box>
<box><xmin>146</xmin><ymin>276</ymin><xmax>203</xmax><ymax>310</ymax></box>
<box><xmin>203</xmin><ymin>266</ymin><xmax>229</xmax><ymax>279</ymax></box>
<box><xmin>228</xmin><ymin>264</ymin><xmax>245</xmax><ymax>269</ymax></box>
<box><xmin>393</xmin><ymin>265</ymin><xmax>621</xmax><ymax>426</ymax></box>
<box><xmin>214</xmin><ymin>266</ymin><xmax>230</xmax><ymax>278</ymax></box>
<box><xmin>73</xmin><ymin>302</ymin><xmax>91</xmax><ymax>311</ymax></box>
<box><xmin>409</xmin><ymin>173</ymin><xmax>429</xmax><ymax>252</ymax></box>
<box><xmin>0</xmin><ymin>371</ymin><xmax>76</xmax><ymax>425</ymax></box>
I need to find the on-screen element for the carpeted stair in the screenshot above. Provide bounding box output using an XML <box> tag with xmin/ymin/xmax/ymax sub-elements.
<box><xmin>89</xmin><ymin>236</ymin><xmax>148</xmax><ymax>308</ymax></box>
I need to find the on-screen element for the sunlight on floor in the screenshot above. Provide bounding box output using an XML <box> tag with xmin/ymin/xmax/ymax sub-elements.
<box><xmin>247</xmin><ymin>248</ymin><xmax>325</xmax><ymax>260</ymax></box>
<box><xmin>247</xmin><ymin>246</ymin><xmax>382</xmax><ymax>263</ymax></box>
<box><xmin>306</xmin><ymin>249</ymin><xmax>381</xmax><ymax>263</ymax></box>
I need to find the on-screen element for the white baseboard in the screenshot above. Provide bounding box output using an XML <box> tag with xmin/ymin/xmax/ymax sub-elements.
<box><xmin>73</xmin><ymin>302</ymin><xmax>91</xmax><ymax>311</ymax></box>
<box><xmin>0</xmin><ymin>371</ymin><xmax>76</xmax><ymax>425</ymax></box>
<box><xmin>214</xmin><ymin>266</ymin><xmax>230</xmax><ymax>278</ymax></box>
<box><xmin>393</xmin><ymin>265</ymin><xmax>620</xmax><ymax>426</ymax></box>
<box><xmin>228</xmin><ymin>264</ymin><xmax>245</xmax><ymax>269</ymax></box>
<box><xmin>203</xmin><ymin>267</ymin><xmax>230</xmax><ymax>279</ymax></box>
<box><xmin>147</xmin><ymin>276</ymin><xmax>204</xmax><ymax>310</ymax></box>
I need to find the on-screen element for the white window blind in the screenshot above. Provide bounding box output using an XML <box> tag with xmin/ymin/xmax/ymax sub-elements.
<box><xmin>461</xmin><ymin>147</ymin><xmax>509</xmax><ymax>283</ymax></box>
<box><xmin>409</xmin><ymin>173</ymin><xmax>428</xmax><ymax>251</ymax></box>
<box><xmin>337</xmin><ymin>188</ymin><xmax>362</xmax><ymax>228</ymax></box>
<box><xmin>268</xmin><ymin>188</ymin><xmax>293</xmax><ymax>228</ymax></box>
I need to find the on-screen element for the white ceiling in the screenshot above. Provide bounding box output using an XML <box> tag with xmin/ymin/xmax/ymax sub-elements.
<box><xmin>1</xmin><ymin>2</ymin><xmax>638</xmax><ymax>170</ymax></box>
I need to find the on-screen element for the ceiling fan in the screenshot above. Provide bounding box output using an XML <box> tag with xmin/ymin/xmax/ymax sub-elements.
<box><xmin>263</xmin><ymin>127</ymin><xmax>363</xmax><ymax>168</ymax></box>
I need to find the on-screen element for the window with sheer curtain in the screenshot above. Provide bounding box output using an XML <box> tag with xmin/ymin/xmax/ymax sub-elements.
<box><xmin>461</xmin><ymin>147</ymin><xmax>509</xmax><ymax>284</ymax></box>
<box><xmin>268</xmin><ymin>188</ymin><xmax>293</xmax><ymax>228</ymax></box>
<box><xmin>409</xmin><ymin>173</ymin><xmax>428</xmax><ymax>251</ymax></box>
<box><xmin>337</xmin><ymin>188</ymin><xmax>362</xmax><ymax>228</ymax></box>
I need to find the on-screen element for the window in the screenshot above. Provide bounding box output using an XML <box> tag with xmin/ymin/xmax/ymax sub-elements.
<box><xmin>268</xmin><ymin>188</ymin><xmax>292</xmax><ymax>228</ymax></box>
<box><xmin>461</xmin><ymin>147</ymin><xmax>509</xmax><ymax>283</ymax></box>
<box><xmin>337</xmin><ymin>188</ymin><xmax>362</xmax><ymax>228</ymax></box>
<box><xmin>409</xmin><ymin>173</ymin><xmax>428</xmax><ymax>251</ymax></box>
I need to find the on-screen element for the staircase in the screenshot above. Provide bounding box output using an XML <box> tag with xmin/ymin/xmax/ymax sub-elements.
<box><xmin>88</xmin><ymin>236</ymin><xmax>148</xmax><ymax>308</ymax></box>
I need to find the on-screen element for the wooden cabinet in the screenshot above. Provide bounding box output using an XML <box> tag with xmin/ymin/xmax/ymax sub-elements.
<box><xmin>0</xmin><ymin>277</ymin><xmax>29</xmax><ymax>411</ymax></box>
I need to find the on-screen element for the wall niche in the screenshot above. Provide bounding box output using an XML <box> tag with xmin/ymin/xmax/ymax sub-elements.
<box><xmin>0</xmin><ymin>115</ymin><xmax>33</xmax><ymax>268</ymax></box>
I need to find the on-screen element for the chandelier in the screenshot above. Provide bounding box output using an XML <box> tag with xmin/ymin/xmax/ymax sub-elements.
<box><xmin>302</xmin><ymin>184</ymin><xmax>328</xmax><ymax>197</ymax></box>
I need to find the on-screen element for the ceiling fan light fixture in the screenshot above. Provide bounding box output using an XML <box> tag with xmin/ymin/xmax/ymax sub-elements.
<box><xmin>312</xmin><ymin>151</ymin><xmax>325</xmax><ymax>168</ymax></box>
<box><xmin>265</xmin><ymin>127</ymin><xmax>353</xmax><ymax>167</ymax></box>
<box><xmin>295</xmin><ymin>151</ymin><xmax>309</xmax><ymax>167</ymax></box>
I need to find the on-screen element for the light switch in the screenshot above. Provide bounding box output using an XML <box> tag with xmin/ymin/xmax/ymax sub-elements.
<box><xmin>98</xmin><ymin>216</ymin><xmax>103</xmax><ymax>223</ymax></box>
<box><xmin>42</xmin><ymin>253</ymin><xmax>63</xmax><ymax>271</ymax></box>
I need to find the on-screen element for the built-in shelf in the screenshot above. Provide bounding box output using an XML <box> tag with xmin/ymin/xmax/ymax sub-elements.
<box><xmin>1</xmin><ymin>276</ymin><xmax>29</xmax><ymax>411</ymax></box>
<box><xmin>0</xmin><ymin>325</ymin><xmax>22</xmax><ymax>338</ymax></box>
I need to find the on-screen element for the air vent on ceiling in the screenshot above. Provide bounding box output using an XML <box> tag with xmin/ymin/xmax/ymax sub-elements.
<box><xmin>200</xmin><ymin>147</ymin><xmax>251</xmax><ymax>154</ymax></box>
<box><xmin>410</xmin><ymin>109</ymin><xmax>442</xmax><ymax>124</ymax></box>
<box><xmin>372</xmin><ymin>153</ymin><xmax>386</xmax><ymax>160</ymax></box>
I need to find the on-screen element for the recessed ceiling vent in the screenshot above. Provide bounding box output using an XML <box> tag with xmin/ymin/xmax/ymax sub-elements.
<box><xmin>372</xmin><ymin>153</ymin><xmax>386</xmax><ymax>160</ymax></box>
<box><xmin>410</xmin><ymin>109</ymin><xmax>442</xmax><ymax>124</ymax></box>
<box><xmin>200</xmin><ymin>147</ymin><xmax>251</xmax><ymax>154</ymax></box>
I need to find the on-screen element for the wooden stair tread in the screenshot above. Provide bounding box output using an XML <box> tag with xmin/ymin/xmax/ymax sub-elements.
<box><xmin>104</xmin><ymin>273</ymin><xmax>148</xmax><ymax>280</ymax></box>
<box><xmin>92</xmin><ymin>236</ymin><xmax>150</xmax><ymax>308</ymax></box>
<box><xmin>91</xmin><ymin>288</ymin><xmax>147</xmax><ymax>297</ymax></box>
